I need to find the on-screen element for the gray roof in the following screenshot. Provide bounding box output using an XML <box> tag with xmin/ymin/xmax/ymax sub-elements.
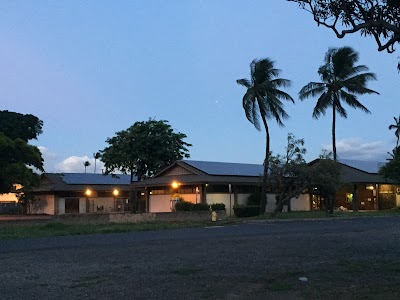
<box><xmin>61</xmin><ymin>173</ymin><xmax>132</xmax><ymax>185</ymax></box>
<box><xmin>339</xmin><ymin>159</ymin><xmax>386</xmax><ymax>174</ymax></box>
<box><xmin>183</xmin><ymin>160</ymin><xmax>263</xmax><ymax>177</ymax></box>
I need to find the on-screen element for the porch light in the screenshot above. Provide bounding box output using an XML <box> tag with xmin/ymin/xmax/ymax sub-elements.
<box><xmin>113</xmin><ymin>189</ymin><xmax>119</xmax><ymax>196</ymax></box>
<box><xmin>85</xmin><ymin>189</ymin><xmax>92</xmax><ymax>196</ymax></box>
<box><xmin>171</xmin><ymin>181</ymin><xmax>179</xmax><ymax>189</ymax></box>
<box><xmin>366</xmin><ymin>185</ymin><xmax>375</xmax><ymax>190</ymax></box>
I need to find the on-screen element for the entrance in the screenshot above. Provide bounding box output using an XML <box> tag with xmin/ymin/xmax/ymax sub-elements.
<box><xmin>65</xmin><ymin>198</ymin><xmax>79</xmax><ymax>214</ymax></box>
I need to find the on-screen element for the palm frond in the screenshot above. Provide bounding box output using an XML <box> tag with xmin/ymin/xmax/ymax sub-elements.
<box><xmin>312</xmin><ymin>92</ymin><xmax>331</xmax><ymax>118</ymax></box>
<box><xmin>299</xmin><ymin>82</ymin><xmax>326</xmax><ymax>100</ymax></box>
<box><xmin>236</xmin><ymin>78</ymin><xmax>252</xmax><ymax>88</ymax></box>
<box><xmin>339</xmin><ymin>90</ymin><xmax>371</xmax><ymax>114</ymax></box>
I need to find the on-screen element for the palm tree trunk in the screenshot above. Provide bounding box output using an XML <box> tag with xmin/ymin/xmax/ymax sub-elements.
<box><xmin>260</xmin><ymin>114</ymin><xmax>270</xmax><ymax>214</ymax></box>
<box><xmin>332</xmin><ymin>104</ymin><xmax>337</xmax><ymax>161</ymax></box>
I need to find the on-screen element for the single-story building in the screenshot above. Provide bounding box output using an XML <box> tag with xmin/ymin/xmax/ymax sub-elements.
<box><xmin>131</xmin><ymin>159</ymin><xmax>400</xmax><ymax>213</ymax></box>
<box><xmin>131</xmin><ymin>160</ymin><xmax>264</xmax><ymax>216</ymax></box>
<box><xmin>30</xmin><ymin>173</ymin><xmax>132</xmax><ymax>215</ymax></box>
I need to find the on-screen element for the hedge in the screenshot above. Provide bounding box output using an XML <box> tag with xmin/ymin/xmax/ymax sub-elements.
<box><xmin>233</xmin><ymin>205</ymin><xmax>260</xmax><ymax>217</ymax></box>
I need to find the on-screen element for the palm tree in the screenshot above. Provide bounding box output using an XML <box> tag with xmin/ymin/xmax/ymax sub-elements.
<box><xmin>299</xmin><ymin>46</ymin><xmax>378</xmax><ymax>161</ymax></box>
<box><xmin>389</xmin><ymin>115</ymin><xmax>400</xmax><ymax>148</ymax></box>
<box><xmin>83</xmin><ymin>161</ymin><xmax>91</xmax><ymax>174</ymax></box>
<box><xmin>237</xmin><ymin>58</ymin><xmax>294</xmax><ymax>213</ymax></box>
<box><xmin>93</xmin><ymin>152</ymin><xmax>101</xmax><ymax>174</ymax></box>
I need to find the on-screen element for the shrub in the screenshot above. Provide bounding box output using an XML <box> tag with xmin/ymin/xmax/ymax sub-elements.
<box><xmin>233</xmin><ymin>205</ymin><xmax>260</xmax><ymax>218</ymax></box>
<box><xmin>175</xmin><ymin>199</ymin><xmax>193</xmax><ymax>211</ymax></box>
<box><xmin>210</xmin><ymin>203</ymin><xmax>225</xmax><ymax>211</ymax></box>
<box><xmin>192</xmin><ymin>203</ymin><xmax>210</xmax><ymax>211</ymax></box>
<box><xmin>175</xmin><ymin>200</ymin><xmax>210</xmax><ymax>211</ymax></box>
<box><xmin>247</xmin><ymin>190</ymin><xmax>261</xmax><ymax>206</ymax></box>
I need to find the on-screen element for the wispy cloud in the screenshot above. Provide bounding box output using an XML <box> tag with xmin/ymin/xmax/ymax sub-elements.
<box><xmin>322</xmin><ymin>138</ymin><xmax>389</xmax><ymax>161</ymax></box>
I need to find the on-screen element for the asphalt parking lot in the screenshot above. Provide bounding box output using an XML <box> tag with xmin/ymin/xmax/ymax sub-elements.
<box><xmin>1</xmin><ymin>216</ymin><xmax>400</xmax><ymax>299</ymax></box>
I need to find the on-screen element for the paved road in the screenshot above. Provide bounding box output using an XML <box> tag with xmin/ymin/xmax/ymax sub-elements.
<box><xmin>1</xmin><ymin>217</ymin><xmax>400</xmax><ymax>299</ymax></box>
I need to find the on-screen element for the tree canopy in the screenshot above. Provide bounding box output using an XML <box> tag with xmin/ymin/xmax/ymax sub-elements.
<box><xmin>299</xmin><ymin>46</ymin><xmax>378</xmax><ymax>161</ymax></box>
<box><xmin>100</xmin><ymin>119</ymin><xmax>191</xmax><ymax>182</ymax></box>
<box><xmin>290</xmin><ymin>1</ymin><xmax>400</xmax><ymax>55</ymax></box>
<box><xmin>0</xmin><ymin>110</ymin><xmax>44</xmax><ymax>195</ymax></box>
<box><xmin>0</xmin><ymin>110</ymin><xmax>43</xmax><ymax>141</ymax></box>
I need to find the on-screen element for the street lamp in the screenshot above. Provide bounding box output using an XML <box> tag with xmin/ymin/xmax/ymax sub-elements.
<box><xmin>85</xmin><ymin>189</ymin><xmax>92</xmax><ymax>213</ymax></box>
<box><xmin>113</xmin><ymin>189</ymin><xmax>119</xmax><ymax>212</ymax></box>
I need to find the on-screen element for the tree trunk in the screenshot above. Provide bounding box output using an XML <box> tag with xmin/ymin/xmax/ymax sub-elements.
<box><xmin>260</xmin><ymin>114</ymin><xmax>270</xmax><ymax>214</ymax></box>
<box><xmin>352</xmin><ymin>184</ymin><xmax>359</xmax><ymax>212</ymax></box>
<box><xmin>272</xmin><ymin>187</ymin><xmax>304</xmax><ymax>216</ymax></box>
<box><xmin>332</xmin><ymin>103</ymin><xmax>337</xmax><ymax>161</ymax></box>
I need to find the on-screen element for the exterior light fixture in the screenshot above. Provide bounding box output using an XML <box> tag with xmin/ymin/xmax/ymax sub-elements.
<box><xmin>113</xmin><ymin>189</ymin><xmax>119</xmax><ymax>196</ymax></box>
<box><xmin>171</xmin><ymin>181</ymin><xmax>179</xmax><ymax>189</ymax></box>
<box><xmin>85</xmin><ymin>189</ymin><xmax>92</xmax><ymax>196</ymax></box>
<box><xmin>366</xmin><ymin>185</ymin><xmax>375</xmax><ymax>190</ymax></box>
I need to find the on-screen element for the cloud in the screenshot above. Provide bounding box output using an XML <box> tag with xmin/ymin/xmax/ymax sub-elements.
<box><xmin>321</xmin><ymin>138</ymin><xmax>389</xmax><ymax>161</ymax></box>
<box><xmin>55</xmin><ymin>156</ymin><xmax>104</xmax><ymax>173</ymax></box>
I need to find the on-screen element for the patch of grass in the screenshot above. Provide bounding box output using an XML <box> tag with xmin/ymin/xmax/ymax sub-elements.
<box><xmin>0</xmin><ymin>220</ymin><xmax>216</xmax><ymax>240</ymax></box>
<box><xmin>172</xmin><ymin>266</ymin><xmax>203</xmax><ymax>276</ymax></box>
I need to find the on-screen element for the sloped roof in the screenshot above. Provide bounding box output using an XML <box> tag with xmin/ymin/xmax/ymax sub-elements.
<box><xmin>339</xmin><ymin>159</ymin><xmax>386</xmax><ymax>174</ymax></box>
<box><xmin>182</xmin><ymin>160</ymin><xmax>263</xmax><ymax>177</ymax></box>
<box><xmin>61</xmin><ymin>173</ymin><xmax>131</xmax><ymax>185</ymax></box>
<box><xmin>33</xmin><ymin>173</ymin><xmax>132</xmax><ymax>193</ymax></box>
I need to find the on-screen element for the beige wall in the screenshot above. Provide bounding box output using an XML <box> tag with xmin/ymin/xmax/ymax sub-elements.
<box><xmin>396</xmin><ymin>190</ymin><xmax>400</xmax><ymax>207</ymax></box>
<box><xmin>291</xmin><ymin>193</ymin><xmax>310</xmax><ymax>211</ymax></box>
<box><xmin>150</xmin><ymin>195</ymin><xmax>172</xmax><ymax>212</ymax></box>
<box><xmin>0</xmin><ymin>193</ymin><xmax>18</xmax><ymax>202</ymax></box>
<box><xmin>30</xmin><ymin>195</ymin><xmax>55</xmax><ymax>215</ymax></box>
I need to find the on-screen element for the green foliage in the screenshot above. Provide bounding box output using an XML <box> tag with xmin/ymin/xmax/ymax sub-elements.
<box><xmin>100</xmin><ymin>119</ymin><xmax>191</xmax><ymax>181</ymax></box>
<box><xmin>247</xmin><ymin>190</ymin><xmax>261</xmax><ymax>206</ymax></box>
<box><xmin>380</xmin><ymin>148</ymin><xmax>400</xmax><ymax>184</ymax></box>
<box><xmin>175</xmin><ymin>199</ymin><xmax>210</xmax><ymax>212</ymax></box>
<box><xmin>233</xmin><ymin>205</ymin><xmax>260</xmax><ymax>218</ymax></box>
<box><xmin>0</xmin><ymin>110</ymin><xmax>44</xmax><ymax>196</ymax></box>
<box><xmin>210</xmin><ymin>203</ymin><xmax>225</xmax><ymax>211</ymax></box>
<box><xmin>290</xmin><ymin>1</ymin><xmax>400</xmax><ymax>57</ymax></box>
<box><xmin>0</xmin><ymin>110</ymin><xmax>43</xmax><ymax>141</ymax></box>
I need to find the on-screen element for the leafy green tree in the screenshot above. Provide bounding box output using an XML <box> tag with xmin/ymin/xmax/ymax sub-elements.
<box><xmin>0</xmin><ymin>110</ymin><xmax>43</xmax><ymax>141</ymax></box>
<box><xmin>389</xmin><ymin>115</ymin><xmax>400</xmax><ymax>148</ymax></box>
<box><xmin>380</xmin><ymin>151</ymin><xmax>400</xmax><ymax>184</ymax></box>
<box><xmin>100</xmin><ymin>119</ymin><xmax>191</xmax><ymax>182</ymax></box>
<box><xmin>0</xmin><ymin>110</ymin><xmax>44</xmax><ymax>196</ymax></box>
<box><xmin>237</xmin><ymin>58</ymin><xmax>294</xmax><ymax>214</ymax></box>
<box><xmin>299</xmin><ymin>46</ymin><xmax>378</xmax><ymax>161</ymax></box>
<box><xmin>269</xmin><ymin>137</ymin><xmax>341</xmax><ymax>216</ymax></box>
<box><xmin>289</xmin><ymin>1</ymin><xmax>400</xmax><ymax>67</ymax></box>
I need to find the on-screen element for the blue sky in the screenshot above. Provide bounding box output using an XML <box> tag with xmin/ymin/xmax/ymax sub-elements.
<box><xmin>1</xmin><ymin>0</ymin><xmax>399</xmax><ymax>173</ymax></box>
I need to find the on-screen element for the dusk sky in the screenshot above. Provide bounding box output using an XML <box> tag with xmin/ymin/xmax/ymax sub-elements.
<box><xmin>1</xmin><ymin>0</ymin><xmax>399</xmax><ymax>173</ymax></box>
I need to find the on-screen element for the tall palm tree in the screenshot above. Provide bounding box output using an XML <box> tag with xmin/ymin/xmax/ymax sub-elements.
<box><xmin>237</xmin><ymin>58</ymin><xmax>294</xmax><ymax>213</ymax></box>
<box><xmin>389</xmin><ymin>115</ymin><xmax>400</xmax><ymax>148</ymax></box>
<box><xmin>299</xmin><ymin>46</ymin><xmax>378</xmax><ymax>161</ymax></box>
<box><xmin>83</xmin><ymin>161</ymin><xmax>91</xmax><ymax>174</ymax></box>
<box><xmin>93</xmin><ymin>152</ymin><xmax>101</xmax><ymax>174</ymax></box>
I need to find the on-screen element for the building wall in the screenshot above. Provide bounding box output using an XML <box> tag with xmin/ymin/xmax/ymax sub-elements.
<box><xmin>291</xmin><ymin>193</ymin><xmax>310</xmax><ymax>211</ymax></box>
<box><xmin>150</xmin><ymin>195</ymin><xmax>173</xmax><ymax>212</ymax></box>
<box><xmin>0</xmin><ymin>193</ymin><xmax>18</xmax><ymax>202</ymax></box>
<box><xmin>92</xmin><ymin>197</ymin><xmax>115</xmax><ymax>213</ymax></box>
<box><xmin>30</xmin><ymin>194</ymin><xmax>55</xmax><ymax>215</ymax></box>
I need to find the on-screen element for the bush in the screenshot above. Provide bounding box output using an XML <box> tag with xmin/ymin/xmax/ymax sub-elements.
<box><xmin>247</xmin><ymin>190</ymin><xmax>261</xmax><ymax>206</ymax></box>
<box><xmin>192</xmin><ymin>203</ymin><xmax>210</xmax><ymax>211</ymax></box>
<box><xmin>233</xmin><ymin>205</ymin><xmax>260</xmax><ymax>218</ymax></box>
<box><xmin>175</xmin><ymin>199</ymin><xmax>193</xmax><ymax>211</ymax></box>
<box><xmin>175</xmin><ymin>200</ymin><xmax>210</xmax><ymax>212</ymax></box>
<box><xmin>210</xmin><ymin>203</ymin><xmax>225</xmax><ymax>211</ymax></box>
